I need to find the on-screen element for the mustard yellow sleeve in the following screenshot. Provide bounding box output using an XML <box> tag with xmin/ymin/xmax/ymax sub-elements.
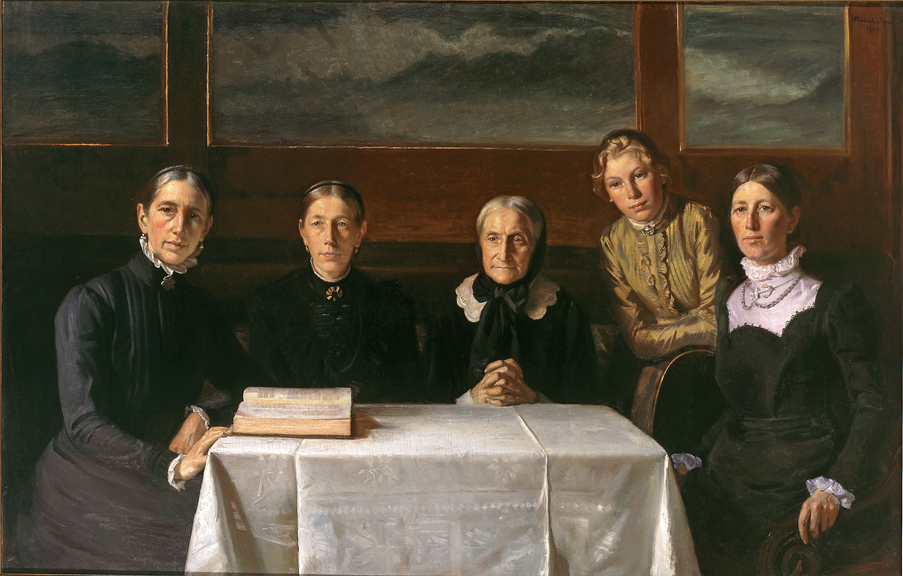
<box><xmin>600</xmin><ymin>207</ymin><xmax>721</xmax><ymax>361</ymax></box>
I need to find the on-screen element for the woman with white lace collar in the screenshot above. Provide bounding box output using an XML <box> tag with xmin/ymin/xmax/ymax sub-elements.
<box><xmin>678</xmin><ymin>164</ymin><xmax>888</xmax><ymax>575</ymax></box>
<box><xmin>427</xmin><ymin>195</ymin><xmax>602</xmax><ymax>406</ymax></box>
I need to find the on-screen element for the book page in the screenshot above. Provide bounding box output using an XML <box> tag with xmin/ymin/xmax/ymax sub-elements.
<box><xmin>242</xmin><ymin>387</ymin><xmax>352</xmax><ymax>405</ymax></box>
<box><xmin>236</xmin><ymin>401</ymin><xmax>350</xmax><ymax>420</ymax></box>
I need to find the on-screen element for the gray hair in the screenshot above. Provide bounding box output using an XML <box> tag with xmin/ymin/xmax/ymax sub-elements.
<box><xmin>137</xmin><ymin>165</ymin><xmax>214</xmax><ymax>217</ymax></box>
<box><xmin>475</xmin><ymin>195</ymin><xmax>545</xmax><ymax>242</ymax></box>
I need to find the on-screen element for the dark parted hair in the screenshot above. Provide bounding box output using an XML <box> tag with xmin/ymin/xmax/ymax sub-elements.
<box><xmin>730</xmin><ymin>164</ymin><xmax>801</xmax><ymax>210</ymax></box>
<box><xmin>136</xmin><ymin>165</ymin><xmax>215</xmax><ymax>218</ymax></box>
<box><xmin>300</xmin><ymin>181</ymin><xmax>365</xmax><ymax>225</ymax></box>
<box><xmin>730</xmin><ymin>163</ymin><xmax>803</xmax><ymax>243</ymax></box>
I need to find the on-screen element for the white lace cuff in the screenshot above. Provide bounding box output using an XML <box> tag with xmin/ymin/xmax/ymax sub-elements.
<box><xmin>806</xmin><ymin>476</ymin><xmax>854</xmax><ymax>509</ymax></box>
<box><xmin>671</xmin><ymin>453</ymin><xmax>702</xmax><ymax>471</ymax></box>
<box><xmin>190</xmin><ymin>405</ymin><xmax>211</xmax><ymax>429</ymax></box>
<box><xmin>168</xmin><ymin>455</ymin><xmax>187</xmax><ymax>491</ymax></box>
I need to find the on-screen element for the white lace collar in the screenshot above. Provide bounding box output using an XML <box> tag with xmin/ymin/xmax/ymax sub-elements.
<box><xmin>741</xmin><ymin>245</ymin><xmax>805</xmax><ymax>282</ymax></box>
<box><xmin>140</xmin><ymin>235</ymin><xmax>197</xmax><ymax>276</ymax></box>
<box><xmin>729</xmin><ymin>245</ymin><xmax>821</xmax><ymax>336</ymax></box>
<box><xmin>455</xmin><ymin>273</ymin><xmax>559</xmax><ymax>323</ymax></box>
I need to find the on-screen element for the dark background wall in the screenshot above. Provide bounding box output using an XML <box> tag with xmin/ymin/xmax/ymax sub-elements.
<box><xmin>2</xmin><ymin>2</ymin><xmax>901</xmax><ymax>562</ymax></box>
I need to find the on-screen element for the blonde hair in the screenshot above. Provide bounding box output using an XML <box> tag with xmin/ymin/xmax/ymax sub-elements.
<box><xmin>590</xmin><ymin>129</ymin><xmax>671</xmax><ymax>199</ymax></box>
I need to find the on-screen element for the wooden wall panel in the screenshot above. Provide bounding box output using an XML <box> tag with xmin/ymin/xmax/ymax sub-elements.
<box><xmin>210</xmin><ymin>147</ymin><xmax>607</xmax><ymax>245</ymax></box>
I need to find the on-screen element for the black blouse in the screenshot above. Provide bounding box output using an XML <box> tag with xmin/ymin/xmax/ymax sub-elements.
<box><xmin>427</xmin><ymin>275</ymin><xmax>603</xmax><ymax>404</ymax></box>
<box><xmin>247</xmin><ymin>265</ymin><xmax>421</xmax><ymax>403</ymax></box>
<box><xmin>710</xmin><ymin>277</ymin><xmax>887</xmax><ymax>493</ymax></box>
<box><xmin>17</xmin><ymin>252</ymin><xmax>269</xmax><ymax>572</ymax></box>
<box><xmin>682</xmin><ymin>275</ymin><xmax>889</xmax><ymax>575</ymax></box>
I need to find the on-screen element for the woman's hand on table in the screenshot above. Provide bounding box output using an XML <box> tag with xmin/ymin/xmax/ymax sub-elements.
<box><xmin>169</xmin><ymin>411</ymin><xmax>207</xmax><ymax>455</ymax></box>
<box><xmin>798</xmin><ymin>490</ymin><xmax>840</xmax><ymax>544</ymax></box>
<box><xmin>470</xmin><ymin>359</ymin><xmax>536</xmax><ymax>406</ymax></box>
<box><xmin>173</xmin><ymin>426</ymin><xmax>231</xmax><ymax>481</ymax></box>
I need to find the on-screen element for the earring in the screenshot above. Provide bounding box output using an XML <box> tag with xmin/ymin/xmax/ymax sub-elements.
<box><xmin>304</xmin><ymin>245</ymin><xmax>310</xmax><ymax>253</ymax></box>
<box><xmin>141</xmin><ymin>232</ymin><xmax>147</xmax><ymax>241</ymax></box>
<box><xmin>354</xmin><ymin>246</ymin><xmax>360</xmax><ymax>254</ymax></box>
<box><xmin>197</xmin><ymin>241</ymin><xmax>204</xmax><ymax>255</ymax></box>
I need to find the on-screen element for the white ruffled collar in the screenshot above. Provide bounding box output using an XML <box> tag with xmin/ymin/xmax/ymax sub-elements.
<box><xmin>140</xmin><ymin>235</ymin><xmax>198</xmax><ymax>276</ymax></box>
<box><xmin>742</xmin><ymin>245</ymin><xmax>805</xmax><ymax>282</ymax></box>
<box><xmin>455</xmin><ymin>273</ymin><xmax>559</xmax><ymax>323</ymax></box>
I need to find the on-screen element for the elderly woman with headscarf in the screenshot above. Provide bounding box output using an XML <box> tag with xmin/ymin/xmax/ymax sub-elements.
<box><xmin>428</xmin><ymin>195</ymin><xmax>602</xmax><ymax>405</ymax></box>
<box><xmin>247</xmin><ymin>181</ymin><xmax>420</xmax><ymax>403</ymax></box>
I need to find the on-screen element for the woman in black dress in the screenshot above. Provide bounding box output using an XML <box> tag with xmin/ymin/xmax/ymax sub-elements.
<box><xmin>16</xmin><ymin>166</ymin><xmax>270</xmax><ymax>572</ymax></box>
<box><xmin>428</xmin><ymin>195</ymin><xmax>601</xmax><ymax>405</ymax></box>
<box><xmin>247</xmin><ymin>181</ymin><xmax>419</xmax><ymax>403</ymax></box>
<box><xmin>679</xmin><ymin>164</ymin><xmax>888</xmax><ymax>574</ymax></box>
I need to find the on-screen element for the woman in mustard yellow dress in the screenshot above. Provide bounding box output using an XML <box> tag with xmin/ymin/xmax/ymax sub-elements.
<box><xmin>594</xmin><ymin>129</ymin><xmax>722</xmax><ymax>362</ymax></box>
<box><xmin>593</xmin><ymin>129</ymin><xmax>723</xmax><ymax>413</ymax></box>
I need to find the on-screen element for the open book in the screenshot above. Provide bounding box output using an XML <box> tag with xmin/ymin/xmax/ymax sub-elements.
<box><xmin>232</xmin><ymin>387</ymin><xmax>352</xmax><ymax>437</ymax></box>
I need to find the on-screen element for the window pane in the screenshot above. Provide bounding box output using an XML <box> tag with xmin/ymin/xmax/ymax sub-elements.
<box><xmin>683</xmin><ymin>5</ymin><xmax>845</xmax><ymax>149</ymax></box>
<box><xmin>212</xmin><ymin>2</ymin><xmax>635</xmax><ymax>146</ymax></box>
<box><xmin>2</xmin><ymin>1</ymin><xmax>165</xmax><ymax>143</ymax></box>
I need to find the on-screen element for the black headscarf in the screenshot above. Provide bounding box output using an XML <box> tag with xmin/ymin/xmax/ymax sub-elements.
<box><xmin>467</xmin><ymin>207</ymin><xmax>548</xmax><ymax>387</ymax></box>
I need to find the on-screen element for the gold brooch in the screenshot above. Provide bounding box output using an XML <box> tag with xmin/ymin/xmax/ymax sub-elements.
<box><xmin>326</xmin><ymin>286</ymin><xmax>343</xmax><ymax>301</ymax></box>
<box><xmin>161</xmin><ymin>275</ymin><xmax>175</xmax><ymax>290</ymax></box>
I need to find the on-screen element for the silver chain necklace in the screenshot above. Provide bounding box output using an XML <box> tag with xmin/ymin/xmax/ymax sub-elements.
<box><xmin>741</xmin><ymin>277</ymin><xmax>801</xmax><ymax>310</ymax></box>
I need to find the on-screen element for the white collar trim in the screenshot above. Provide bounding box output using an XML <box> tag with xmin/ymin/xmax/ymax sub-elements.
<box><xmin>742</xmin><ymin>245</ymin><xmax>806</xmax><ymax>282</ymax></box>
<box><xmin>455</xmin><ymin>273</ymin><xmax>560</xmax><ymax>323</ymax></box>
<box><xmin>140</xmin><ymin>235</ymin><xmax>197</xmax><ymax>276</ymax></box>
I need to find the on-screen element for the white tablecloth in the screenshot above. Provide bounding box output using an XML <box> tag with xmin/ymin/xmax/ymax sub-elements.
<box><xmin>186</xmin><ymin>404</ymin><xmax>699</xmax><ymax>575</ymax></box>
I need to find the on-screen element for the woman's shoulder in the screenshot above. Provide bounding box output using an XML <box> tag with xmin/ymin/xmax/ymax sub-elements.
<box><xmin>600</xmin><ymin>215</ymin><xmax>630</xmax><ymax>244</ymax></box>
<box><xmin>813</xmin><ymin>279</ymin><xmax>873</xmax><ymax>320</ymax></box>
<box><xmin>251</xmin><ymin>267</ymin><xmax>309</xmax><ymax>304</ymax></box>
<box><xmin>348</xmin><ymin>268</ymin><xmax>408</xmax><ymax>303</ymax></box>
<box><xmin>670</xmin><ymin>194</ymin><xmax>716</xmax><ymax>224</ymax></box>
<box><xmin>63</xmin><ymin>255</ymin><xmax>150</xmax><ymax>309</ymax></box>
<box><xmin>528</xmin><ymin>274</ymin><xmax>591</xmax><ymax>322</ymax></box>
